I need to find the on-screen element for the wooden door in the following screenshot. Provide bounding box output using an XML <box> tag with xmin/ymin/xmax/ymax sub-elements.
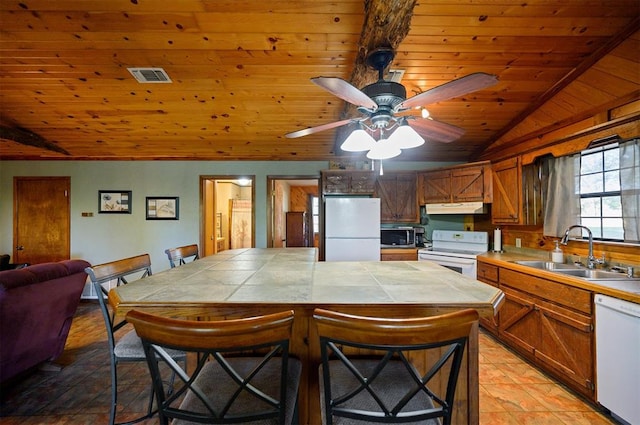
<box><xmin>13</xmin><ymin>177</ymin><xmax>70</xmax><ymax>264</ymax></box>
<box><xmin>286</xmin><ymin>212</ymin><xmax>306</xmax><ymax>247</ymax></box>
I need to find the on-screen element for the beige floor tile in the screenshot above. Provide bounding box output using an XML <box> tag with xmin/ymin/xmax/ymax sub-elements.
<box><xmin>508</xmin><ymin>411</ymin><xmax>566</xmax><ymax>424</ymax></box>
<box><xmin>482</xmin><ymin>383</ymin><xmax>550</xmax><ymax>412</ymax></box>
<box><xmin>494</xmin><ymin>361</ymin><xmax>552</xmax><ymax>384</ymax></box>
<box><xmin>553</xmin><ymin>411</ymin><xmax>617</xmax><ymax>424</ymax></box>
<box><xmin>479</xmin><ymin>411</ymin><xmax>522</xmax><ymax>425</ymax></box>
<box><xmin>479</xmin><ymin>384</ymin><xmax>507</xmax><ymax>412</ymax></box>
<box><xmin>479</xmin><ymin>362</ymin><xmax>517</xmax><ymax>384</ymax></box>
<box><xmin>525</xmin><ymin>383</ymin><xmax>594</xmax><ymax>412</ymax></box>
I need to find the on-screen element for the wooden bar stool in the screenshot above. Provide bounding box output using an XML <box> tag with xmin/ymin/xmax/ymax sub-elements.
<box><xmin>126</xmin><ymin>309</ymin><xmax>302</xmax><ymax>424</ymax></box>
<box><xmin>313</xmin><ymin>308</ymin><xmax>479</xmax><ymax>425</ymax></box>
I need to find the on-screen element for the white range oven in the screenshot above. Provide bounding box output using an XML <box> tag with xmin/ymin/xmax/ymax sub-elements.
<box><xmin>418</xmin><ymin>230</ymin><xmax>489</xmax><ymax>279</ymax></box>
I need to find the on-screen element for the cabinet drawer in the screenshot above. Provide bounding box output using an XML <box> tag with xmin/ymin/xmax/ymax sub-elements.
<box><xmin>477</xmin><ymin>262</ymin><xmax>498</xmax><ymax>283</ymax></box>
<box><xmin>500</xmin><ymin>268</ymin><xmax>591</xmax><ymax>314</ymax></box>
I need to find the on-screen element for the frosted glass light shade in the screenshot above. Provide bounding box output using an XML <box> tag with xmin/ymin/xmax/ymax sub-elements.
<box><xmin>366</xmin><ymin>138</ymin><xmax>401</xmax><ymax>160</ymax></box>
<box><xmin>388</xmin><ymin>122</ymin><xmax>425</xmax><ymax>149</ymax></box>
<box><xmin>340</xmin><ymin>127</ymin><xmax>375</xmax><ymax>152</ymax></box>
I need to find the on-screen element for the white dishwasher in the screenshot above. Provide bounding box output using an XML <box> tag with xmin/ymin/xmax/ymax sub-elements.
<box><xmin>595</xmin><ymin>294</ymin><xmax>640</xmax><ymax>425</ymax></box>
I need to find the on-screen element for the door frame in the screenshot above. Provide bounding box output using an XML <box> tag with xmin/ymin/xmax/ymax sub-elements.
<box><xmin>266</xmin><ymin>175</ymin><xmax>320</xmax><ymax>248</ymax></box>
<box><xmin>200</xmin><ymin>175</ymin><xmax>255</xmax><ymax>257</ymax></box>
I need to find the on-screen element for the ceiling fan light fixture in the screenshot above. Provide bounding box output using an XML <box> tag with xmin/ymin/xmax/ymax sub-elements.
<box><xmin>388</xmin><ymin>120</ymin><xmax>425</xmax><ymax>149</ymax></box>
<box><xmin>366</xmin><ymin>138</ymin><xmax>401</xmax><ymax>160</ymax></box>
<box><xmin>340</xmin><ymin>125</ymin><xmax>376</xmax><ymax>152</ymax></box>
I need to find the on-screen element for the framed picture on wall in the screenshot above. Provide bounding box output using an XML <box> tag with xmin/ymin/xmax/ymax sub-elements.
<box><xmin>98</xmin><ymin>190</ymin><xmax>132</xmax><ymax>214</ymax></box>
<box><xmin>146</xmin><ymin>197</ymin><xmax>179</xmax><ymax>220</ymax></box>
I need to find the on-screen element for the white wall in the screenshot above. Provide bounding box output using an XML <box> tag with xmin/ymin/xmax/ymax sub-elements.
<box><xmin>0</xmin><ymin>160</ymin><xmax>451</xmax><ymax>272</ymax></box>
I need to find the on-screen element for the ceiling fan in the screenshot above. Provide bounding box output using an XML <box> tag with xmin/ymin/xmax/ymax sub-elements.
<box><xmin>285</xmin><ymin>48</ymin><xmax>498</xmax><ymax>158</ymax></box>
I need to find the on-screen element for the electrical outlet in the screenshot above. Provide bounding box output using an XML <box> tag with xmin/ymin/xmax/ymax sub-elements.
<box><xmin>515</xmin><ymin>238</ymin><xmax>522</xmax><ymax>248</ymax></box>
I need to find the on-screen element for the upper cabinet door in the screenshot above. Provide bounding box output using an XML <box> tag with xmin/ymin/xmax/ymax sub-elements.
<box><xmin>491</xmin><ymin>157</ymin><xmax>522</xmax><ymax>224</ymax></box>
<box><xmin>419</xmin><ymin>170</ymin><xmax>451</xmax><ymax>204</ymax></box>
<box><xmin>418</xmin><ymin>161</ymin><xmax>491</xmax><ymax>204</ymax></box>
<box><xmin>321</xmin><ymin>170</ymin><xmax>376</xmax><ymax>194</ymax></box>
<box><xmin>451</xmin><ymin>164</ymin><xmax>491</xmax><ymax>203</ymax></box>
<box><xmin>376</xmin><ymin>172</ymin><xmax>418</xmax><ymax>223</ymax></box>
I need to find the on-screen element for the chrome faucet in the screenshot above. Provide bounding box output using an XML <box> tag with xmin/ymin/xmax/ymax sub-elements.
<box><xmin>560</xmin><ymin>225</ymin><xmax>604</xmax><ymax>269</ymax></box>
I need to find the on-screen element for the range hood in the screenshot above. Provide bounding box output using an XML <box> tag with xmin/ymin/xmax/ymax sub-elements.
<box><xmin>425</xmin><ymin>201</ymin><xmax>488</xmax><ymax>215</ymax></box>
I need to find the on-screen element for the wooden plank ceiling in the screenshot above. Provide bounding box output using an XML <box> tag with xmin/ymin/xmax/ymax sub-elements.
<box><xmin>0</xmin><ymin>0</ymin><xmax>638</xmax><ymax>162</ymax></box>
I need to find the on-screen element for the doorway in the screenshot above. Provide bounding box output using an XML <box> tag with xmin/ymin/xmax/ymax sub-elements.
<box><xmin>13</xmin><ymin>177</ymin><xmax>71</xmax><ymax>264</ymax></box>
<box><xmin>200</xmin><ymin>176</ymin><xmax>255</xmax><ymax>257</ymax></box>
<box><xmin>267</xmin><ymin>176</ymin><xmax>320</xmax><ymax>248</ymax></box>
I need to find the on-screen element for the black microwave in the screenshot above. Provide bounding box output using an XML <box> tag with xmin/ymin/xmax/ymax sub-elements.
<box><xmin>381</xmin><ymin>227</ymin><xmax>416</xmax><ymax>248</ymax></box>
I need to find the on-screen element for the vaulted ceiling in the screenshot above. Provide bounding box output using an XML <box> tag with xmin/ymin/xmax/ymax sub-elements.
<box><xmin>1</xmin><ymin>1</ymin><xmax>638</xmax><ymax>162</ymax></box>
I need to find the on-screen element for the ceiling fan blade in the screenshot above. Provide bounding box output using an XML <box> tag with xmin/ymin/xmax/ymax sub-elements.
<box><xmin>408</xmin><ymin>118</ymin><xmax>465</xmax><ymax>143</ymax></box>
<box><xmin>311</xmin><ymin>77</ymin><xmax>378</xmax><ymax>110</ymax></box>
<box><xmin>285</xmin><ymin>118</ymin><xmax>354</xmax><ymax>138</ymax></box>
<box><xmin>398</xmin><ymin>72</ymin><xmax>498</xmax><ymax>110</ymax></box>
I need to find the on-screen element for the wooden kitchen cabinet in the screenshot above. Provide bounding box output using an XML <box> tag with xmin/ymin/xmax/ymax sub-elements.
<box><xmin>491</xmin><ymin>157</ymin><xmax>521</xmax><ymax>224</ymax></box>
<box><xmin>376</xmin><ymin>172</ymin><xmax>418</xmax><ymax>223</ymax></box>
<box><xmin>321</xmin><ymin>170</ymin><xmax>376</xmax><ymax>194</ymax></box>
<box><xmin>476</xmin><ymin>261</ymin><xmax>499</xmax><ymax>336</ymax></box>
<box><xmin>418</xmin><ymin>161</ymin><xmax>491</xmax><ymax>204</ymax></box>
<box><xmin>380</xmin><ymin>248</ymin><xmax>418</xmax><ymax>261</ymax></box>
<box><xmin>419</xmin><ymin>169</ymin><xmax>451</xmax><ymax>203</ymax></box>
<box><xmin>498</xmin><ymin>268</ymin><xmax>594</xmax><ymax>399</ymax></box>
<box><xmin>491</xmin><ymin>157</ymin><xmax>545</xmax><ymax>225</ymax></box>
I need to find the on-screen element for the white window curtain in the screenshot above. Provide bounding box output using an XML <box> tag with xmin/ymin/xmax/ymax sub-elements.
<box><xmin>620</xmin><ymin>138</ymin><xmax>640</xmax><ymax>241</ymax></box>
<box><xmin>543</xmin><ymin>153</ymin><xmax>581</xmax><ymax>237</ymax></box>
<box><xmin>543</xmin><ymin>138</ymin><xmax>639</xmax><ymax>242</ymax></box>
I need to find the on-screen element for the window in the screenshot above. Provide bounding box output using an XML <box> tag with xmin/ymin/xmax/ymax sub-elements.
<box><xmin>544</xmin><ymin>138</ymin><xmax>638</xmax><ymax>243</ymax></box>
<box><xmin>579</xmin><ymin>144</ymin><xmax>623</xmax><ymax>240</ymax></box>
<box><xmin>312</xmin><ymin>196</ymin><xmax>319</xmax><ymax>233</ymax></box>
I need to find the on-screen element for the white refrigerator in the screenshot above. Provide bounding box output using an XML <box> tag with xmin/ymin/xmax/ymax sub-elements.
<box><xmin>324</xmin><ymin>197</ymin><xmax>381</xmax><ymax>261</ymax></box>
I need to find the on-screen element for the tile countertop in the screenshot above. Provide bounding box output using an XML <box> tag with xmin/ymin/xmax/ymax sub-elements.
<box><xmin>478</xmin><ymin>251</ymin><xmax>640</xmax><ymax>304</ymax></box>
<box><xmin>112</xmin><ymin>248</ymin><xmax>503</xmax><ymax>318</ymax></box>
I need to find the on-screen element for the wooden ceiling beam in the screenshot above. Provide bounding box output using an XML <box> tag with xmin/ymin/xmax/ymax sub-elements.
<box><xmin>0</xmin><ymin>126</ymin><xmax>70</xmax><ymax>155</ymax></box>
<box><xmin>333</xmin><ymin>0</ymin><xmax>418</xmax><ymax>152</ymax></box>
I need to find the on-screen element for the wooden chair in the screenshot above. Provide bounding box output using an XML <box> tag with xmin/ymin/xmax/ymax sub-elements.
<box><xmin>164</xmin><ymin>244</ymin><xmax>199</xmax><ymax>268</ymax></box>
<box><xmin>85</xmin><ymin>254</ymin><xmax>186</xmax><ymax>425</ymax></box>
<box><xmin>313</xmin><ymin>308</ymin><xmax>479</xmax><ymax>425</ymax></box>
<box><xmin>126</xmin><ymin>309</ymin><xmax>302</xmax><ymax>425</ymax></box>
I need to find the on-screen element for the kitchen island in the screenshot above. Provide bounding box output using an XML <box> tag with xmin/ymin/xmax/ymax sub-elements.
<box><xmin>110</xmin><ymin>248</ymin><xmax>504</xmax><ymax>424</ymax></box>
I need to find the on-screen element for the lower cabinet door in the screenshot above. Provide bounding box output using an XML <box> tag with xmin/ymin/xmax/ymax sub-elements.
<box><xmin>534</xmin><ymin>301</ymin><xmax>594</xmax><ymax>398</ymax></box>
<box><xmin>498</xmin><ymin>287</ymin><xmax>538</xmax><ymax>355</ymax></box>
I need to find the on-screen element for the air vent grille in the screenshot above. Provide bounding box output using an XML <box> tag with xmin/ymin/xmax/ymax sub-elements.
<box><xmin>387</xmin><ymin>69</ymin><xmax>405</xmax><ymax>83</ymax></box>
<box><xmin>127</xmin><ymin>67</ymin><xmax>172</xmax><ymax>83</ymax></box>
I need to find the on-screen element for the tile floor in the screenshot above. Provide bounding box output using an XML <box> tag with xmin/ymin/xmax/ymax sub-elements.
<box><xmin>0</xmin><ymin>302</ymin><xmax>618</xmax><ymax>424</ymax></box>
<box><xmin>478</xmin><ymin>331</ymin><xmax>615</xmax><ymax>424</ymax></box>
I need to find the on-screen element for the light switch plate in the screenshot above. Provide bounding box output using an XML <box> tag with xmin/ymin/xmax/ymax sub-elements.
<box><xmin>515</xmin><ymin>238</ymin><xmax>522</xmax><ymax>248</ymax></box>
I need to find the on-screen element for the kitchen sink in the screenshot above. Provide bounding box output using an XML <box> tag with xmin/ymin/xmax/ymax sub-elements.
<box><xmin>513</xmin><ymin>260</ymin><xmax>639</xmax><ymax>282</ymax></box>
<box><xmin>552</xmin><ymin>268</ymin><xmax>635</xmax><ymax>280</ymax></box>
<box><xmin>512</xmin><ymin>260</ymin><xmax>581</xmax><ymax>270</ymax></box>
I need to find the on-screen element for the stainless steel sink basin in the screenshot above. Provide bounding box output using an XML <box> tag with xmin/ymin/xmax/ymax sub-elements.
<box><xmin>513</xmin><ymin>260</ymin><xmax>639</xmax><ymax>283</ymax></box>
<box><xmin>553</xmin><ymin>268</ymin><xmax>636</xmax><ymax>280</ymax></box>
<box><xmin>512</xmin><ymin>260</ymin><xmax>581</xmax><ymax>270</ymax></box>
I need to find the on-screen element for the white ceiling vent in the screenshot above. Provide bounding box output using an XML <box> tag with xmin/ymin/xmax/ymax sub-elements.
<box><xmin>127</xmin><ymin>67</ymin><xmax>172</xmax><ymax>83</ymax></box>
<box><xmin>387</xmin><ymin>68</ymin><xmax>405</xmax><ymax>83</ymax></box>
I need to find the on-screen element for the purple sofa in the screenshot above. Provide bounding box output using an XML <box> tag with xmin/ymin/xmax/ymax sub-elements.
<box><xmin>0</xmin><ymin>259</ymin><xmax>90</xmax><ymax>382</ymax></box>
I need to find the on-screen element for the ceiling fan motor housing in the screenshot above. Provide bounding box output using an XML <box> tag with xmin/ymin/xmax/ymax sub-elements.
<box><xmin>362</xmin><ymin>81</ymin><xmax>406</xmax><ymax>128</ymax></box>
